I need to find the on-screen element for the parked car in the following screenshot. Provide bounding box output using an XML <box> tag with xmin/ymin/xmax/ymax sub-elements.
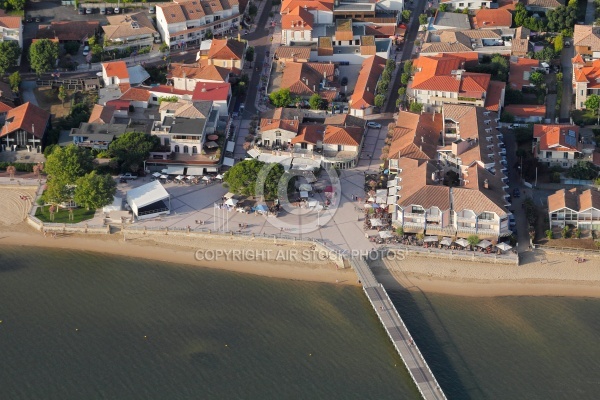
<box><xmin>119</xmin><ymin>173</ymin><xmax>138</xmax><ymax>180</ymax></box>
<box><xmin>35</xmin><ymin>16</ymin><xmax>41</xmax><ymax>22</ymax></box>
<box><xmin>106</xmin><ymin>8</ymin><xmax>112</xmax><ymax>14</ymax></box>
<box><xmin>25</xmin><ymin>15</ymin><xmax>32</xmax><ymax>22</ymax></box>
<box><xmin>114</xmin><ymin>7</ymin><xmax>120</xmax><ymax>14</ymax></box>
<box><xmin>340</xmin><ymin>77</ymin><xmax>348</xmax><ymax>86</ymax></box>
<box><xmin>343</xmin><ymin>105</ymin><xmax>349</xmax><ymax>113</ymax></box>
<box><xmin>149</xmin><ymin>6</ymin><xmax>156</xmax><ymax>13</ymax></box>
<box><xmin>512</xmin><ymin>188</ymin><xmax>520</xmax><ymax>198</ymax></box>
<box><xmin>367</xmin><ymin>122</ymin><xmax>382</xmax><ymax>129</ymax></box>
<box><xmin>82</xmin><ymin>46</ymin><xmax>90</xmax><ymax>56</ymax></box>
<box><xmin>100</xmin><ymin>7</ymin><xmax>106</xmax><ymax>14</ymax></box>
<box><xmin>86</xmin><ymin>8</ymin><xmax>93</xmax><ymax>14</ymax></box>
<box><xmin>509</xmin><ymin>215</ymin><xmax>516</xmax><ymax>228</ymax></box>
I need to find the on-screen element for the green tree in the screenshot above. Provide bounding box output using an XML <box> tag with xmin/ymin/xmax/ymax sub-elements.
<box><xmin>376</xmin><ymin>79</ymin><xmax>389</xmax><ymax>94</ymax></box>
<box><xmin>4</xmin><ymin>0</ymin><xmax>25</xmax><ymax>11</ymax></box>
<box><xmin>159</xmin><ymin>42</ymin><xmax>169</xmax><ymax>52</ymax></box>
<box><xmin>374</xmin><ymin>94</ymin><xmax>385</xmax><ymax>108</ymax></box>
<box><xmin>0</xmin><ymin>41</ymin><xmax>21</xmax><ymax>75</ymax></box>
<box><xmin>74</xmin><ymin>171</ymin><xmax>117</xmax><ymax>210</ymax></box>
<box><xmin>398</xmin><ymin>87</ymin><xmax>406</xmax><ymax>97</ymax></box>
<box><xmin>419</xmin><ymin>13</ymin><xmax>428</xmax><ymax>25</ymax></box>
<box><xmin>269</xmin><ymin>88</ymin><xmax>293</xmax><ymax>107</ymax></box>
<box><xmin>554</xmin><ymin>34</ymin><xmax>564</xmax><ymax>53</ymax></box>
<box><xmin>108</xmin><ymin>131</ymin><xmax>159</xmax><ymax>173</ymax></box>
<box><xmin>585</xmin><ymin>94</ymin><xmax>600</xmax><ymax>112</ymax></box>
<box><xmin>514</xmin><ymin>3</ymin><xmax>528</xmax><ymax>27</ymax></box>
<box><xmin>249</xmin><ymin>3</ymin><xmax>258</xmax><ymax>16</ymax></box>
<box><xmin>566</xmin><ymin>161</ymin><xmax>599</xmax><ymax>180</ymax></box>
<box><xmin>8</xmin><ymin>71</ymin><xmax>20</xmax><ymax>93</ymax></box>
<box><xmin>29</xmin><ymin>39</ymin><xmax>59</xmax><ymax>76</ymax></box>
<box><xmin>223</xmin><ymin>159</ymin><xmax>284</xmax><ymax>200</ymax></box>
<box><xmin>467</xmin><ymin>234</ymin><xmax>480</xmax><ymax>248</ymax></box>
<box><xmin>409</xmin><ymin>102</ymin><xmax>423</xmax><ymax>113</ymax></box>
<box><xmin>529</xmin><ymin>71</ymin><xmax>544</xmax><ymax>87</ymax></box>
<box><xmin>439</xmin><ymin>3</ymin><xmax>448</xmax><ymax>11</ymax></box>
<box><xmin>58</xmin><ymin>85</ymin><xmax>67</xmax><ymax>106</ymax></box>
<box><xmin>403</xmin><ymin>60</ymin><xmax>413</xmax><ymax>74</ymax></box>
<box><xmin>400</xmin><ymin>73</ymin><xmax>410</xmax><ymax>85</ymax></box>
<box><xmin>308</xmin><ymin>93</ymin><xmax>325</xmax><ymax>110</ymax></box>
<box><xmin>385</xmin><ymin>58</ymin><xmax>396</xmax><ymax>71</ymax></box>
<box><xmin>44</xmin><ymin>145</ymin><xmax>94</xmax><ymax>204</ymax></box>
<box><xmin>245</xmin><ymin>46</ymin><xmax>255</xmax><ymax>62</ymax></box>
<box><xmin>402</xmin><ymin>9</ymin><xmax>411</xmax><ymax>22</ymax></box>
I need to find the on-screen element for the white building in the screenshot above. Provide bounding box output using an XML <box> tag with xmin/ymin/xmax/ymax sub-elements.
<box><xmin>126</xmin><ymin>180</ymin><xmax>171</xmax><ymax>220</ymax></box>
<box><xmin>0</xmin><ymin>14</ymin><xmax>23</xmax><ymax>65</ymax></box>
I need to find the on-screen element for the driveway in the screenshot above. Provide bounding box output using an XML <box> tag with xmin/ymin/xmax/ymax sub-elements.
<box><xmin>21</xmin><ymin>81</ymin><xmax>39</xmax><ymax>106</ymax></box>
<box><xmin>559</xmin><ymin>46</ymin><xmax>574</xmax><ymax>121</ymax></box>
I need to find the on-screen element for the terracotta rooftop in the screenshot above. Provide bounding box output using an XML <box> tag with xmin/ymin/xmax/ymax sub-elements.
<box><xmin>484</xmin><ymin>80</ymin><xmax>505</xmax><ymax>112</ymax></box>
<box><xmin>274</xmin><ymin>46</ymin><xmax>312</xmax><ymax>60</ymax></box>
<box><xmin>103</xmin><ymin>61</ymin><xmax>129</xmax><ymax>79</ymax></box>
<box><xmin>396</xmin><ymin>158</ymin><xmax>450</xmax><ymax>210</ymax></box>
<box><xmin>503</xmin><ymin>104</ymin><xmax>546</xmax><ymax>118</ymax></box>
<box><xmin>208</xmin><ymin>39</ymin><xmax>246</xmax><ymax>60</ymax></box>
<box><xmin>0</xmin><ymin>102</ymin><xmax>50</xmax><ymax>139</ymax></box>
<box><xmin>280</xmin><ymin>62</ymin><xmax>335</xmax><ymax>97</ymax></box>
<box><xmin>548</xmin><ymin>188</ymin><xmax>600</xmax><ymax>212</ymax></box>
<box><xmin>524</xmin><ymin>0</ymin><xmax>563</xmax><ymax>9</ymax></box>
<box><xmin>349</xmin><ymin>55</ymin><xmax>386</xmax><ymax>110</ymax></box>
<box><xmin>120</xmin><ymin>87</ymin><xmax>151</xmax><ymax>102</ymax></box>
<box><xmin>0</xmin><ymin>15</ymin><xmax>21</xmax><ymax>29</ymax></box>
<box><xmin>168</xmin><ymin>62</ymin><xmax>230</xmax><ymax>82</ymax></box>
<box><xmin>281</xmin><ymin>0</ymin><xmax>333</xmax><ymax>14</ymax></box>
<box><xmin>533</xmin><ymin>124</ymin><xmax>580</xmax><ymax>152</ymax></box>
<box><xmin>158</xmin><ymin>0</ymin><xmax>236</xmax><ymax>24</ymax></box>
<box><xmin>573</xmin><ymin>24</ymin><xmax>600</xmax><ymax>52</ymax></box>
<box><xmin>0</xmin><ymin>101</ymin><xmax>13</xmax><ymax>113</ymax></box>
<box><xmin>260</xmin><ymin>118</ymin><xmax>300</xmax><ymax>133</ymax></box>
<box><xmin>388</xmin><ymin>111</ymin><xmax>442</xmax><ymax>160</ymax></box>
<box><xmin>191</xmin><ymin>81</ymin><xmax>230</xmax><ymax>101</ymax></box>
<box><xmin>509</xmin><ymin>57</ymin><xmax>540</xmax><ymax>90</ymax></box>
<box><xmin>37</xmin><ymin>20</ymin><xmax>99</xmax><ymax>42</ymax></box>
<box><xmin>281</xmin><ymin>6</ymin><xmax>314</xmax><ymax>30</ymax></box>
<box><xmin>472</xmin><ymin>9</ymin><xmax>513</xmax><ymax>29</ymax></box>
<box><xmin>291</xmin><ymin>124</ymin><xmax>324</xmax><ymax>144</ymax></box>
<box><xmin>88</xmin><ymin>104</ymin><xmax>116</xmax><ymax>124</ymax></box>
<box><xmin>323</xmin><ymin>125</ymin><xmax>363</xmax><ymax>146</ymax></box>
<box><xmin>103</xmin><ymin>12</ymin><xmax>156</xmax><ymax>42</ymax></box>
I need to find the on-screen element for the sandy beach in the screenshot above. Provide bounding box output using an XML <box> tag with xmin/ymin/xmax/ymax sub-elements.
<box><xmin>1</xmin><ymin>185</ymin><xmax>600</xmax><ymax>297</ymax></box>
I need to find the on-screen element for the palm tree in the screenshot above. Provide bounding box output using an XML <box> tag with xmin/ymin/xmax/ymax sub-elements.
<box><xmin>6</xmin><ymin>165</ymin><xmax>15</xmax><ymax>180</ymax></box>
<box><xmin>33</xmin><ymin>162</ymin><xmax>43</xmax><ymax>181</ymax></box>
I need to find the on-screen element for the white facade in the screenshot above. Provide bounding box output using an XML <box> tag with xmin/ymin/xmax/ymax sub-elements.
<box><xmin>0</xmin><ymin>18</ymin><xmax>23</xmax><ymax>66</ymax></box>
<box><xmin>441</xmin><ymin>0</ymin><xmax>491</xmax><ymax>10</ymax></box>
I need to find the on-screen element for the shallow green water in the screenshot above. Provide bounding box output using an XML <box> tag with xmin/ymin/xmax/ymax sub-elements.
<box><xmin>1</xmin><ymin>247</ymin><xmax>599</xmax><ymax>400</ymax></box>
<box><xmin>0</xmin><ymin>247</ymin><xmax>415</xmax><ymax>400</ymax></box>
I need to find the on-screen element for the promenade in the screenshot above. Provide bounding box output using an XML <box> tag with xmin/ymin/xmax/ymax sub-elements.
<box><xmin>350</xmin><ymin>257</ymin><xmax>447</xmax><ymax>400</ymax></box>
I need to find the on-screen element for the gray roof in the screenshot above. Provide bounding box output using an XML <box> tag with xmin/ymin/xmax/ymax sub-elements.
<box><xmin>433</xmin><ymin>12</ymin><xmax>471</xmax><ymax>30</ymax></box>
<box><xmin>163</xmin><ymin>117</ymin><xmax>206</xmax><ymax>135</ymax></box>
<box><xmin>69</xmin><ymin>123</ymin><xmax>135</xmax><ymax>140</ymax></box>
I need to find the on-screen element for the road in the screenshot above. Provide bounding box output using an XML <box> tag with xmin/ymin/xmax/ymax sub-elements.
<box><xmin>384</xmin><ymin>0</ymin><xmax>428</xmax><ymax>113</ymax></box>
<box><xmin>559</xmin><ymin>45</ymin><xmax>574</xmax><ymax>121</ymax></box>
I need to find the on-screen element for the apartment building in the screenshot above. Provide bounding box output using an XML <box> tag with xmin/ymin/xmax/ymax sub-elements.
<box><xmin>156</xmin><ymin>0</ymin><xmax>241</xmax><ymax>48</ymax></box>
<box><xmin>572</xmin><ymin>24</ymin><xmax>600</xmax><ymax>61</ymax></box>
<box><xmin>572</xmin><ymin>55</ymin><xmax>600</xmax><ymax>110</ymax></box>
<box><xmin>548</xmin><ymin>188</ymin><xmax>600</xmax><ymax>231</ymax></box>
<box><xmin>408</xmin><ymin>54</ymin><xmax>505</xmax><ymax>113</ymax></box>
<box><xmin>102</xmin><ymin>12</ymin><xmax>161</xmax><ymax>51</ymax></box>
<box><xmin>388</xmin><ymin>105</ymin><xmax>511</xmax><ymax>239</ymax></box>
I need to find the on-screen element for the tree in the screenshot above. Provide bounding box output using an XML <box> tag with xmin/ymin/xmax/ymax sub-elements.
<box><xmin>400</xmin><ymin>73</ymin><xmax>410</xmax><ymax>85</ymax></box>
<box><xmin>44</xmin><ymin>145</ymin><xmax>94</xmax><ymax>204</ymax></box>
<box><xmin>385</xmin><ymin>58</ymin><xmax>396</xmax><ymax>71</ymax></box>
<box><xmin>269</xmin><ymin>88</ymin><xmax>293</xmax><ymax>107</ymax></box>
<box><xmin>74</xmin><ymin>171</ymin><xmax>117</xmax><ymax>210</ymax></box>
<box><xmin>58</xmin><ymin>85</ymin><xmax>67</xmax><ymax>107</ymax></box>
<box><xmin>159</xmin><ymin>42</ymin><xmax>169</xmax><ymax>52</ymax></box>
<box><xmin>0</xmin><ymin>41</ymin><xmax>20</xmax><ymax>75</ymax></box>
<box><xmin>8</xmin><ymin>71</ymin><xmax>20</xmax><ymax>93</ymax></box>
<box><xmin>249</xmin><ymin>3</ymin><xmax>258</xmax><ymax>16</ymax></box>
<box><xmin>529</xmin><ymin>71</ymin><xmax>544</xmax><ymax>87</ymax></box>
<box><xmin>4</xmin><ymin>0</ymin><xmax>25</xmax><ymax>11</ymax></box>
<box><xmin>585</xmin><ymin>94</ymin><xmax>600</xmax><ymax>112</ymax></box>
<box><xmin>29</xmin><ymin>39</ymin><xmax>59</xmax><ymax>76</ymax></box>
<box><xmin>514</xmin><ymin>3</ymin><xmax>528</xmax><ymax>27</ymax></box>
<box><xmin>308</xmin><ymin>93</ymin><xmax>325</xmax><ymax>110</ymax></box>
<box><xmin>409</xmin><ymin>102</ymin><xmax>423</xmax><ymax>113</ymax></box>
<box><xmin>419</xmin><ymin>13</ymin><xmax>428</xmax><ymax>25</ymax></box>
<box><xmin>64</xmin><ymin>42</ymin><xmax>80</xmax><ymax>56</ymax></box>
<box><xmin>439</xmin><ymin>3</ymin><xmax>448</xmax><ymax>11</ymax></box>
<box><xmin>376</xmin><ymin>79</ymin><xmax>389</xmax><ymax>94</ymax></box>
<box><xmin>108</xmin><ymin>131</ymin><xmax>159</xmax><ymax>173</ymax></box>
<box><xmin>374</xmin><ymin>94</ymin><xmax>385</xmax><ymax>108</ymax></box>
<box><xmin>398</xmin><ymin>87</ymin><xmax>406</xmax><ymax>97</ymax></box>
<box><xmin>566</xmin><ymin>161</ymin><xmax>599</xmax><ymax>180</ymax></box>
<box><xmin>554</xmin><ymin>34</ymin><xmax>564</xmax><ymax>53</ymax></box>
<box><xmin>245</xmin><ymin>46</ymin><xmax>254</xmax><ymax>62</ymax></box>
<box><xmin>402</xmin><ymin>9</ymin><xmax>411</xmax><ymax>22</ymax></box>
<box><xmin>223</xmin><ymin>159</ymin><xmax>284</xmax><ymax>200</ymax></box>
<box><xmin>403</xmin><ymin>60</ymin><xmax>413</xmax><ymax>74</ymax></box>
<box><xmin>467</xmin><ymin>234</ymin><xmax>480</xmax><ymax>248</ymax></box>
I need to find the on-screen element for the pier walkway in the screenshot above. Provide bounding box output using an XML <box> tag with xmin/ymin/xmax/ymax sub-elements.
<box><xmin>349</xmin><ymin>257</ymin><xmax>447</xmax><ymax>400</ymax></box>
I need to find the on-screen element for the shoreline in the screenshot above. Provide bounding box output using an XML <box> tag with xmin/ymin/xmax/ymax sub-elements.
<box><xmin>1</xmin><ymin>223</ymin><xmax>600</xmax><ymax>298</ymax></box>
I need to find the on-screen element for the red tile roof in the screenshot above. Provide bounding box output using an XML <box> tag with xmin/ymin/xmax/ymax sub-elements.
<box><xmin>280</xmin><ymin>62</ymin><xmax>336</xmax><ymax>97</ymax></box>
<box><xmin>323</xmin><ymin>125</ymin><xmax>363</xmax><ymax>146</ymax></box>
<box><xmin>208</xmin><ymin>39</ymin><xmax>246</xmax><ymax>60</ymax></box>
<box><xmin>509</xmin><ymin>57</ymin><xmax>539</xmax><ymax>90</ymax></box>
<box><xmin>0</xmin><ymin>102</ymin><xmax>50</xmax><ymax>139</ymax></box>
<box><xmin>281</xmin><ymin>0</ymin><xmax>333</xmax><ymax>14</ymax></box>
<box><xmin>573</xmin><ymin>59</ymin><xmax>600</xmax><ymax>87</ymax></box>
<box><xmin>350</xmin><ymin>55</ymin><xmax>386</xmax><ymax>110</ymax></box>
<box><xmin>120</xmin><ymin>87</ymin><xmax>151</xmax><ymax>102</ymax></box>
<box><xmin>88</xmin><ymin>104</ymin><xmax>116</xmax><ymax>124</ymax></box>
<box><xmin>484</xmin><ymin>80</ymin><xmax>505</xmax><ymax>112</ymax></box>
<box><xmin>103</xmin><ymin>61</ymin><xmax>129</xmax><ymax>79</ymax></box>
<box><xmin>106</xmin><ymin>99</ymin><xmax>131</xmax><ymax>110</ymax></box>
<box><xmin>533</xmin><ymin>124</ymin><xmax>580</xmax><ymax>152</ymax></box>
<box><xmin>291</xmin><ymin>124</ymin><xmax>324</xmax><ymax>144</ymax></box>
<box><xmin>168</xmin><ymin>63</ymin><xmax>230</xmax><ymax>82</ymax></box>
<box><xmin>0</xmin><ymin>15</ymin><xmax>21</xmax><ymax>29</ymax></box>
<box><xmin>37</xmin><ymin>21</ymin><xmax>99</xmax><ymax>42</ymax></box>
<box><xmin>472</xmin><ymin>9</ymin><xmax>513</xmax><ymax>29</ymax></box>
<box><xmin>146</xmin><ymin>85</ymin><xmax>193</xmax><ymax>96</ymax></box>
<box><xmin>504</xmin><ymin>104</ymin><xmax>546</xmax><ymax>118</ymax></box>
<box><xmin>191</xmin><ymin>82</ymin><xmax>231</xmax><ymax>101</ymax></box>
<box><xmin>282</xmin><ymin>6</ymin><xmax>314</xmax><ymax>30</ymax></box>
<box><xmin>0</xmin><ymin>101</ymin><xmax>13</xmax><ymax>113</ymax></box>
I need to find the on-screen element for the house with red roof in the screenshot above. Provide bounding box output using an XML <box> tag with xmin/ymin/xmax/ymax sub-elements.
<box><xmin>281</xmin><ymin>7</ymin><xmax>314</xmax><ymax>45</ymax></box>
<box><xmin>0</xmin><ymin>102</ymin><xmax>51</xmax><ymax>151</ymax></box>
<box><xmin>102</xmin><ymin>61</ymin><xmax>130</xmax><ymax>86</ymax></box>
<box><xmin>0</xmin><ymin>11</ymin><xmax>23</xmax><ymax>58</ymax></box>
<box><xmin>533</xmin><ymin>124</ymin><xmax>583</xmax><ymax>167</ymax></box>
<box><xmin>191</xmin><ymin>82</ymin><xmax>231</xmax><ymax>116</ymax></box>
<box><xmin>204</xmin><ymin>39</ymin><xmax>246</xmax><ymax>72</ymax></box>
<box><xmin>280</xmin><ymin>0</ymin><xmax>333</xmax><ymax>24</ymax></box>
<box><xmin>572</xmin><ymin>56</ymin><xmax>600</xmax><ymax>110</ymax></box>
<box><xmin>509</xmin><ymin>57</ymin><xmax>540</xmax><ymax>91</ymax></box>
<box><xmin>349</xmin><ymin>55</ymin><xmax>386</xmax><ymax>117</ymax></box>
<box><xmin>408</xmin><ymin>54</ymin><xmax>505</xmax><ymax>113</ymax></box>
<box><xmin>503</xmin><ymin>104</ymin><xmax>546</xmax><ymax>123</ymax></box>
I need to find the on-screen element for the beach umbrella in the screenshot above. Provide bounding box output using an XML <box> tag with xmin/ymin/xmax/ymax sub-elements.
<box><xmin>324</xmin><ymin>185</ymin><xmax>333</xmax><ymax>192</ymax></box>
<box><xmin>440</xmin><ymin>237</ymin><xmax>453</xmax><ymax>246</ymax></box>
<box><xmin>368</xmin><ymin>197</ymin><xmax>375</xmax><ymax>202</ymax></box>
<box><xmin>225</xmin><ymin>198</ymin><xmax>238</xmax><ymax>206</ymax></box>
<box><xmin>205</xmin><ymin>141</ymin><xmax>219</xmax><ymax>148</ymax></box>
<box><xmin>364</xmin><ymin>203</ymin><xmax>373</xmax><ymax>208</ymax></box>
<box><xmin>371</xmin><ymin>203</ymin><xmax>380</xmax><ymax>208</ymax></box>
<box><xmin>224</xmin><ymin>192</ymin><xmax>235</xmax><ymax>199</ymax></box>
<box><xmin>202</xmin><ymin>176</ymin><xmax>211</xmax><ymax>181</ymax></box>
<box><xmin>152</xmin><ymin>172</ymin><xmax>161</xmax><ymax>178</ymax></box>
<box><xmin>496</xmin><ymin>242</ymin><xmax>512</xmax><ymax>251</ymax></box>
<box><xmin>255</xmin><ymin>204</ymin><xmax>268</xmax><ymax>212</ymax></box>
<box><xmin>455</xmin><ymin>238</ymin><xmax>469</xmax><ymax>247</ymax></box>
<box><xmin>379</xmin><ymin>231</ymin><xmax>393</xmax><ymax>239</ymax></box>
<box><xmin>175</xmin><ymin>175</ymin><xmax>183</xmax><ymax>180</ymax></box>
<box><xmin>477</xmin><ymin>239</ymin><xmax>492</xmax><ymax>248</ymax></box>
<box><xmin>370</xmin><ymin>218</ymin><xmax>383</xmax><ymax>227</ymax></box>
<box><xmin>159</xmin><ymin>175</ymin><xmax>167</xmax><ymax>179</ymax></box>
<box><xmin>207</xmin><ymin>135</ymin><xmax>219</xmax><ymax>140</ymax></box>
<box><xmin>215</xmin><ymin>174</ymin><xmax>224</xmax><ymax>180</ymax></box>
<box><xmin>424</xmin><ymin>236</ymin><xmax>438</xmax><ymax>243</ymax></box>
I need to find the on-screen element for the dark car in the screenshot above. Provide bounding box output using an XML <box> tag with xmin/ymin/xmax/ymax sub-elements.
<box><xmin>35</xmin><ymin>16</ymin><xmax>41</xmax><ymax>23</ymax></box>
<box><xmin>78</xmin><ymin>7</ymin><xmax>84</xmax><ymax>15</ymax></box>
<box><xmin>512</xmin><ymin>188</ymin><xmax>521</xmax><ymax>198</ymax></box>
<box><xmin>25</xmin><ymin>15</ymin><xmax>32</xmax><ymax>22</ymax></box>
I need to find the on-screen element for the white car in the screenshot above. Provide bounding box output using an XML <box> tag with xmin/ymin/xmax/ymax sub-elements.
<box><xmin>82</xmin><ymin>46</ymin><xmax>90</xmax><ymax>56</ymax></box>
<box><xmin>114</xmin><ymin>7</ymin><xmax>120</xmax><ymax>14</ymax></box>
<box><xmin>367</xmin><ymin>122</ymin><xmax>382</xmax><ymax>129</ymax></box>
<box><xmin>343</xmin><ymin>105</ymin><xmax>349</xmax><ymax>113</ymax></box>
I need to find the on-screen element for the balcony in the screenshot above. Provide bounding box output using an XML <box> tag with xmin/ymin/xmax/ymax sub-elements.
<box><xmin>426</xmin><ymin>215</ymin><xmax>441</xmax><ymax>222</ymax></box>
<box><xmin>404</xmin><ymin>212</ymin><xmax>426</xmax><ymax>219</ymax></box>
<box><xmin>456</xmin><ymin>216</ymin><xmax>476</xmax><ymax>223</ymax></box>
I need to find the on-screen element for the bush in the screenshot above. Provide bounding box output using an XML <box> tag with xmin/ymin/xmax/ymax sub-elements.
<box><xmin>561</xmin><ymin>226</ymin><xmax>569</xmax><ymax>238</ymax></box>
<box><xmin>64</xmin><ymin>42</ymin><xmax>80</xmax><ymax>56</ymax></box>
<box><xmin>545</xmin><ymin>230</ymin><xmax>553</xmax><ymax>239</ymax></box>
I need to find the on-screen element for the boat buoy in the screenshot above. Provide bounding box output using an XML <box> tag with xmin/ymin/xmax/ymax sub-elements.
<box><xmin>75</xmin><ymin>328</ymin><xmax>79</xmax><ymax>332</ymax></box>
<box><xmin>144</xmin><ymin>335</ymin><xmax>148</xmax><ymax>339</ymax></box>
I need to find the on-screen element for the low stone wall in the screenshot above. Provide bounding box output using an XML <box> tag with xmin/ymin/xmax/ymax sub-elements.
<box><xmin>389</xmin><ymin>247</ymin><xmax>519</xmax><ymax>266</ymax></box>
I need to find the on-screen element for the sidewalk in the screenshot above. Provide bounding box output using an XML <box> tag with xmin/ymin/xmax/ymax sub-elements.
<box><xmin>254</xmin><ymin>9</ymin><xmax>282</xmax><ymax>113</ymax></box>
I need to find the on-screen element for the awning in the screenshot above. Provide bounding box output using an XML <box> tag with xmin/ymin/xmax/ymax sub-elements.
<box><xmin>206</xmin><ymin>167</ymin><xmax>218</xmax><ymax>172</ymax></box>
<box><xmin>455</xmin><ymin>238</ymin><xmax>469</xmax><ymax>247</ymax></box>
<box><xmin>387</xmin><ymin>196</ymin><xmax>396</xmax><ymax>205</ymax></box>
<box><xmin>247</xmin><ymin>149</ymin><xmax>260</xmax><ymax>158</ymax></box>
<box><xmin>226</xmin><ymin>141</ymin><xmax>235</xmax><ymax>152</ymax></box>
<box><xmin>300</xmin><ymin>191</ymin><xmax>309</xmax><ymax>198</ymax></box>
<box><xmin>379</xmin><ymin>231</ymin><xmax>393</xmax><ymax>239</ymax></box>
<box><xmin>223</xmin><ymin>157</ymin><xmax>235</xmax><ymax>166</ymax></box>
<box><xmin>224</xmin><ymin>192</ymin><xmax>235</xmax><ymax>199</ymax></box>
<box><xmin>166</xmin><ymin>166</ymin><xmax>185</xmax><ymax>175</ymax></box>
<box><xmin>496</xmin><ymin>242</ymin><xmax>512</xmax><ymax>251</ymax></box>
<box><xmin>225</xmin><ymin>198</ymin><xmax>238</xmax><ymax>206</ymax></box>
<box><xmin>370</xmin><ymin>218</ymin><xmax>383</xmax><ymax>227</ymax></box>
<box><xmin>440</xmin><ymin>237</ymin><xmax>453</xmax><ymax>246</ymax></box>
<box><xmin>187</xmin><ymin>167</ymin><xmax>204</xmax><ymax>175</ymax></box>
<box><xmin>477</xmin><ymin>240</ymin><xmax>492</xmax><ymax>248</ymax></box>
<box><xmin>152</xmin><ymin>172</ymin><xmax>161</xmax><ymax>178</ymax></box>
<box><xmin>424</xmin><ymin>236</ymin><xmax>438</xmax><ymax>243</ymax></box>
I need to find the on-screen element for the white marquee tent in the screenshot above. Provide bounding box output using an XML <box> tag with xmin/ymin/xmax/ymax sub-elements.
<box><xmin>126</xmin><ymin>181</ymin><xmax>170</xmax><ymax>220</ymax></box>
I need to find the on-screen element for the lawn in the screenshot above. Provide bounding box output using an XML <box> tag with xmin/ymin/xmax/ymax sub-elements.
<box><xmin>35</xmin><ymin>206</ymin><xmax>96</xmax><ymax>224</ymax></box>
<box><xmin>33</xmin><ymin>87</ymin><xmax>72</xmax><ymax>119</ymax></box>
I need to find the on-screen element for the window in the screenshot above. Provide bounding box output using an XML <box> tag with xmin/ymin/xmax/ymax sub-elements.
<box><xmin>301</xmin><ymin>143</ymin><xmax>307</xmax><ymax>149</ymax></box>
<box><xmin>411</xmin><ymin>206</ymin><xmax>425</xmax><ymax>214</ymax></box>
<box><xmin>479</xmin><ymin>212</ymin><xmax>494</xmax><ymax>220</ymax></box>
<box><xmin>183</xmin><ymin>145</ymin><xmax>189</xmax><ymax>154</ymax></box>
<box><xmin>164</xmin><ymin>138</ymin><xmax>170</xmax><ymax>146</ymax></box>
<box><xmin>563</xmin><ymin>152</ymin><xmax>568</xmax><ymax>159</ymax></box>
<box><xmin>192</xmin><ymin>146</ymin><xmax>198</xmax><ymax>154</ymax></box>
<box><xmin>546</xmin><ymin>151</ymin><xmax>551</xmax><ymax>158</ymax></box>
<box><xmin>581</xmin><ymin>90</ymin><xmax>584</xmax><ymax>96</ymax></box>
<box><xmin>214</xmin><ymin>15</ymin><xmax>220</xmax><ymax>21</ymax></box>
<box><xmin>174</xmin><ymin>145</ymin><xmax>180</xmax><ymax>153</ymax></box>
<box><xmin>275</xmin><ymin>130</ymin><xmax>281</xmax><ymax>137</ymax></box>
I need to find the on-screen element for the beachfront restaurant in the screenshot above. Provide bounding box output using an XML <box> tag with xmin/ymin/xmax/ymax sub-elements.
<box><xmin>126</xmin><ymin>181</ymin><xmax>171</xmax><ymax>220</ymax></box>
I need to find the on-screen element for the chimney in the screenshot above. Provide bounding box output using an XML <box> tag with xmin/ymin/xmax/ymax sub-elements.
<box><xmin>421</xmin><ymin>136</ymin><xmax>424</xmax><ymax>143</ymax></box>
<box><xmin>323</xmin><ymin>70</ymin><xmax>327</xmax><ymax>79</ymax></box>
<box><xmin>201</xmin><ymin>83</ymin><xmax>207</xmax><ymax>92</ymax></box>
<box><xmin>366</xmin><ymin>87</ymin><xmax>369</xmax><ymax>92</ymax></box>
<box><xmin>484</xmin><ymin>179</ymin><xmax>489</xmax><ymax>189</ymax></box>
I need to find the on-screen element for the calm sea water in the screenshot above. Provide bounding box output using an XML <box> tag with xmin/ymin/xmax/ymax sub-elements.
<box><xmin>1</xmin><ymin>247</ymin><xmax>599</xmax><ymax>400</ymax></box>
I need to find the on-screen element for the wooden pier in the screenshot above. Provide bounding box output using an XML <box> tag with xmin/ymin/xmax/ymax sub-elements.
<box><xmin>349</xmin><ymin>257</ymin><xmax>447</xmax><ymax>400</ymax></box>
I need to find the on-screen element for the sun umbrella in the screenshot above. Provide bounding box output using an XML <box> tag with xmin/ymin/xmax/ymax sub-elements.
<box><xmin>370</xmin><ymin>218</ymin><xmax>383</xmax><ymax>227</ymax></box>
<box><xmin>300</xmin><ymin>191</ymin><xmax>309</xmax><ymax>198</ymax></box>
<box><xmin>496</xmin><ymin>242</ymin><xmax>512</xmax><ymax>251</ymax></box>
<box><xmin>455</xmin><ymin>238</ymin><xmax>469</xmax><ymax>247</ymax></box>
<box><xmin>202</xmin><ymin>176</ymin><xmax>211</xmax><ymax>181</ymax></box>
<box><xmin>152</xmin><ymin>172</ymin><xmax>161</xmax><ymax>178</ymax></box>
<box><xmin>440</xmin><ymin>237</ymin><xmax>453</xmax><ymax>246</ymax></box>
<box><xmin>364</xmin><ymin>203</ymin><xmax>373</xmax><ymax>208</ymax></box>
<box><xmin>224</xmin><ymin>192</ymin><xmax>235</xmax><ymax>199</ymax></box>
<box><xmin>215</xmin><ymin>174</ymin><xmax>224</xmax><ymax>180</ymax></box>
<box><xmin>477</xmin><ymin>239</ymin><xmax>492</xmax><ymax>248</ymax></box>
<box><xmin>159</xmin><ymin>175</ymin><xmax>167</xmax><ymax>179</ymax></box>
<box><xmin>205</xmin><ymin>141</ymin><xmax>219</xmax><ymax>148</ymax></box>
<box><xmin>324</xmin><ymin>186</ymin><xmax>333</xmax><ymax>192</ymax></box>
<box><xmin>371</xmin><ymin>203</ymin><xmax>380</xmax><ymax>208</ymax></box>
<box><xmin>255</xmin><ymin>204</ymin><xmax>268</xmax><ymax>212</ymax></box>
<box><xmin>175</xmin><ymin>175</ymin><xmax>183</xmax><ymax>180</ymax></box>
<box><xmin>424</xmin><ymin>236</ymin><xmax>438</xmax><ymax>243</ymax></box>
<box><xmin>207</xmin><ymin>135</ymin><xmax>219</xmax><ymax>140</ymax></box>
<box><xmin>225</xmin><ymin>198</ymin><xmax>238</xmax><ymax>206</ymax></box>
<box><xmin>379</xmin><ymin>231</ymin><xmax>393</xmax><ymax>239</ymax></box>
